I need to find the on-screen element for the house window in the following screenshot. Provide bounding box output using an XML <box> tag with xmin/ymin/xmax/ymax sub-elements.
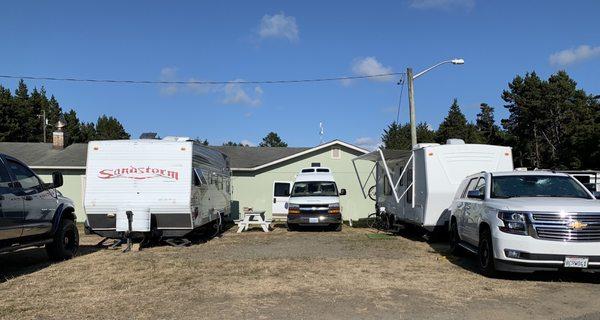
<box><xmin>331</xmin><ymin>148</ymin><xmax>341</xmax><ymax>159</ymax></box>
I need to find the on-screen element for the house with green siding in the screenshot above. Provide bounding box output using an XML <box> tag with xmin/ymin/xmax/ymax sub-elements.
<box><xmin>0</xmin><ymin>138</ymin><xmax>376</xmax><ymax>223</ymax></box>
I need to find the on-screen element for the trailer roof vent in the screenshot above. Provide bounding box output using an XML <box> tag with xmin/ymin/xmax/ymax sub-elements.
<box><xmin>139</xmin><ymin>132</ymin><xmax>158</xmax><ymax>139</ymax></box>
<box><xmin>446</xmin><ymin>139</ymin><xmax>465</xmax><ymax>145</ymax></box>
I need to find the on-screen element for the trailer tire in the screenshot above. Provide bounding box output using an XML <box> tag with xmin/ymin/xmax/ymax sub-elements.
<box><xmin>46</xmin><ymin>219</ymin><xmax>79</xmax><ymax>261</ymax></box>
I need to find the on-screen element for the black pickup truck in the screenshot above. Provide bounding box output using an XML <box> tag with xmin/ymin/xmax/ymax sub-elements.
<box><xmin>0</xmin><ymin>154</ymin><xmax>79</xmax><ymax>260</ymax></box>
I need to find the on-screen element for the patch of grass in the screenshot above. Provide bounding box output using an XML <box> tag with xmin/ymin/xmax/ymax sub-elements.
<box><xmin>366</xmin><ymin>233</ymin><xmax>395</xmax><ymax>240</ymax></box>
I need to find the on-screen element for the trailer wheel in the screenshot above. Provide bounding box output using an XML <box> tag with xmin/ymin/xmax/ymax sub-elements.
<box><xmin>46</xmin><ymin>219</ymin><xmax>79</xmax><ymax>261</ymax></box>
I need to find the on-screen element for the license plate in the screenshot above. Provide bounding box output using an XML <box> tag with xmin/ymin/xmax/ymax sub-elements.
<box><xmin>309</xmin><ymin>217</ymin><xmax>319</xmax><ymax>224</ymax></box>
<box><xmin>564</xmin><ymin>257</ymin><xmax>589</xmax><ymax>268</ymax></box>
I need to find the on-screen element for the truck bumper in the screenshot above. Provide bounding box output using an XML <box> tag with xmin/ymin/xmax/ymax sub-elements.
<box><xmin>492</xmin><ymin>229</ymin><xmax>600</xmax><ymax>273</ymax></box>
<box><xmin>287</xmin><ymin>214</ymin><xmax>342</xmax><ymax>226</ymax></box>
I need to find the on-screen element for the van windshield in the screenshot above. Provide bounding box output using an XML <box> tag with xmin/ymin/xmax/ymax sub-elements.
<box><xmin>291</xmin><ymin>181</ymin><xmax>338</xmax><ymax>197</ymax></box>
<box><xmin>491</xmin><ymin>175</ymin><xmax>591</xmax><ymax>199</ymax></box>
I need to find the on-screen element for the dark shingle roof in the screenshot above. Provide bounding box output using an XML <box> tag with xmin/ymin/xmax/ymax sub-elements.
<box><xmin>212</xmin><ymin>146</ymin><xmax>310</xmax><ymax>168</ymax></box>
<box><xmin>0</xmin><ymin>140</ymin><xmax>365</xmax><ymax>170</ymax></box>
<box><xmin>0</xmin><ymin>142</ymin><xmax>87</xmax><ymax>167</ymax></box>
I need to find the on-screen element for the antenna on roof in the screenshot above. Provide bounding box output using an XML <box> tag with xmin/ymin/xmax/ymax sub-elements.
<box><xmin>319</xmin><ymin>121</ymin><xmax>324</xmax><ymax>145</ymax></box>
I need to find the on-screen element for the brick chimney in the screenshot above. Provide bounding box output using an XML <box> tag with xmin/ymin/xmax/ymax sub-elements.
<box><xmin>52</xmin><ymin>117</ymin><xmax>68</xmax><ymax>149</ymax></box>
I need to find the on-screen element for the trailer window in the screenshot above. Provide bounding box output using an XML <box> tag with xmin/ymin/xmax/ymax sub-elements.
<box><xmin>193</xmin><ymin>168</ymin><xmax>207</xmax><ymax>186</ymax></box>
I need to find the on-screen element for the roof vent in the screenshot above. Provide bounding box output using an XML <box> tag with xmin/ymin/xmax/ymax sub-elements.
<box><xmin>139</xmin><ymin>132</ymin><xmax>158</xmax><ymax>139</ymax></box>
<box><xmin>446</xmin><ymin>139</ymin><xmax>465</xmax><ymax>145</ymax></box>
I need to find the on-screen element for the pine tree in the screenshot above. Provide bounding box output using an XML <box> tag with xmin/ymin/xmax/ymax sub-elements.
<box><xmin>436</xmin><ymin>99</ymin><xmax>482</xmax><ymax>144</ymax></box>
<box><xmin>381</xmin><ymin>122</ymin><xmax>436</xmax><ymax>149</ymax></box>
<box><xmin>475</xmin><ymin>103</ymin><xmax>503</xmax><ymax>145</ymax></box>
<box><xmin>259</xmin><ymin>132</ymin><xmax>288</xmax><ymax>147</ymax></box>
<box><xmin>95</xmin><ymin>115</ymin><xmax>130</xmax><ymax>140</ymax></box>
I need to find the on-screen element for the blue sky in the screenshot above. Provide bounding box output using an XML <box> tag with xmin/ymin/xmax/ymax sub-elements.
<box><xmin>1</xmin><ymin>0</ymin><xmax>599</xmax><ymax>149</ymax></box>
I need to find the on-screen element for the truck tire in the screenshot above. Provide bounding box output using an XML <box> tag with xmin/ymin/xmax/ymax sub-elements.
<box><xmin>331</xmin><ymin>223</ymin><xmax>342</xmax><ymax>232</ymax></box>
<box><xmin>449</xmin><ymin>220</ymin><xmax>464</xmax><ymax>256</ymax></box>
<box><xmin>478</xmin><ymin>228</ymin><xmax>497</xmax><ymax>277</ymax></box>
<box><xmin>46</xmin><ymin>219</ymin><xmax>79</xmax><ymax>261</ymax></box>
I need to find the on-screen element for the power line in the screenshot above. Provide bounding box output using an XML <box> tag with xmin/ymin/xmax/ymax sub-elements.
<box><xmin>395</xmin><ymin>74</ymin><xmax>405</xmax><ymax>123</ymax></box>
<box><xmin>0</xmin><ymin>72</ymin><xmax>405</xmax><ymax>85</ymax></box>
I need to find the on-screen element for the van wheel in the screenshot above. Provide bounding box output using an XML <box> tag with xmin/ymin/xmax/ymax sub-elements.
<box><xmin>46</xmin><ymin>219</ymin><xmax>79</xmax><ymax>261</ymax></box>
<box><xmin>449</xmin><ymin>220</ymin><xmax>463</xmax><ymax>256</ymax></box>
<box><xmin>478</xmin><ymin>228</ymin><xmax>497</xmax><ymax>277</ymax></box>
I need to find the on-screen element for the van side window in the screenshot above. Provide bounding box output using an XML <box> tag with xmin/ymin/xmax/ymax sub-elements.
<box><xmin>7</xmin><ymin>159</ymin><xmax>41</xmax><ymax>192</ymax></box>
<box><xmin>461</xmin><ymin>178</ymin><xmax>479</xmax><ymax>198</ymax></box>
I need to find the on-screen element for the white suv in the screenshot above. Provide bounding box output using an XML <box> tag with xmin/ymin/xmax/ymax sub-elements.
<box><xmin>449</xmin><ymin>171</ymin><xmax>600</xmax><ymax>275</ymax></box>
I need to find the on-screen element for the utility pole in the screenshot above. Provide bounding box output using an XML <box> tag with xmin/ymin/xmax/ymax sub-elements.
<box><xmin>406</xmin><ymin>68</ymin><xmax>417</xmax><ymax>148</ymax></box>
<box><xmin>39</xmin><ymin>110</ymin><xmax>47</xmax><ymax>143</ymax></box>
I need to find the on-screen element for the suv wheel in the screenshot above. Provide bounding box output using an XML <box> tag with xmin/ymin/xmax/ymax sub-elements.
<box><xmin>46</xmin><ymin>219</ymin><xmax>79</xmax><ymax>261</ymax></box>
<box><xmin>478</xmin><ymin>228</ymin><xmax>497</xmax><ymax>277</ymax></box>
<box><xmin>449</xmin><ymin>220</ymin><xmax>463</xmax><ymax>256</ymax></box>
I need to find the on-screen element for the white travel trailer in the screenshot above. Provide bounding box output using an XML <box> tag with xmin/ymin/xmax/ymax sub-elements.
<box><xmin>84</xmin><ymin>137</ymin><xmax>231</xmax><ymax>241</ymax></box>
<box><xmin>353</xmin><ymin>140</ymin><xmax>513</xmax><ymax>232</ymax></box>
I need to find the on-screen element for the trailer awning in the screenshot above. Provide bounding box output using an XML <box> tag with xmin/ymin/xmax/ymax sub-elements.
<box><xmin>352</xmin><ymin>148</ymin><xmax>415</xmax><ymax>206</ymax></box>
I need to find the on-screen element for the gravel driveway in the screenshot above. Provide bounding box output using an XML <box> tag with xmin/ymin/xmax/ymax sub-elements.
<box><xmin>1</xmin><ymin>226</ymin><xmax>599</xmax><ymax>319</ymax></box>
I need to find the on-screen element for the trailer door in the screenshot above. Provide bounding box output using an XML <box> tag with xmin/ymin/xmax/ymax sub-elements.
<box><xmin>272</xmin><ymin>181</ymin><xmax>291</xmax><ymax>218</ymax></box>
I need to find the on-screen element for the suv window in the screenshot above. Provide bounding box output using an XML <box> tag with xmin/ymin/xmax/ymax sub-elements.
<box><xmin>0</xmin><ymin>161</ymin><xmax>12</xmax><ymax>191</ymax></box>
<box><xmin>7</xmin><ymin>159</ymin><xmax>42</xmax><ymax>192</ymax></box>
<box><xmin>461</xmin><ymin>178</ymin><xmax>479</xmax><ymax>198</ymax></box>
<box><xmin>474</xmin><ymin>177</ymin><xmax>486</xmax><ymax>195</ymax></box>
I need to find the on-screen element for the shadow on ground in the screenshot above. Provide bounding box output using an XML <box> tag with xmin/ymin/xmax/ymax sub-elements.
<box><xmin>383</xmin><ymin>224</ymin><xmax>600</xmax><ymax>285</ymax></box>
<box><xmin>0</xmin><ymin>244</ymin><xmax>101</xmax><ymax>282</ymax></box>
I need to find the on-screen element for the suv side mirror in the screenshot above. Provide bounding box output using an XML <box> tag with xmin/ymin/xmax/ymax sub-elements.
<box><xmin>52</xmin><ymin>171</ymin><xmax>63</xmax><ymax>188</ymax></box>
<box><xmin>339</xmin><ymin>189</ymin><xmax>347</xmax><ymax>196</ymax></box>
<box><xmin>467</xmin><ymin>190</ymin><xmax>484</xmax><ymax>199</ymax></box>
<box><xmin>594</xmin><ymin>191</ymin><xmax>600</xmax><ymax>199</ymax></box>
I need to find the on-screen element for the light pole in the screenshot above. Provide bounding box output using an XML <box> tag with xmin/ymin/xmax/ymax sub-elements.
<box><xmin>406</xmin><ymin>58</ymin><xmax>464</xmax><ymax>147</ymax></box>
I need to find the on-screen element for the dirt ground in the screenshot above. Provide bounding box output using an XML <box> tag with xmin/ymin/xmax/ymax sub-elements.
<box><xmin>1</xmin><ymin>225</ymin><xmax>600</xmax><ymax>320</ymax></box>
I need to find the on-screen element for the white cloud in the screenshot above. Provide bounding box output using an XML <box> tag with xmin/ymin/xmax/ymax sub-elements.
<box><xmin>159</xmin><ymin>67</ymin><xmax>179</xmax><ymax>95</ymax></box>
<box><xmin>354</xmin><ymin>137</ymin><xmax>382</xmax><ymax>151</ymax></box>
<box><xmin>351</xmin><ymin>57</ymin><xmax>395</xmax><ymax>82</ymax></box>
<box><xmin>549</xmin><ymin>45</ymin><xmax>600</xmax><ymax>66</ymax></box>
<box><xmin>258</xmin><ymin>12</ymin><xmax>299</xmax><ymax>42</ymax></box>
<box><xmin>409</xmin><ymin>0</ymin><xmax>475</xmax><ymax>10</ymax></box>
<box><xmin>221</xmin><ymin>80</ymin><xmax>263</xmax><ymax>107</ymax></box>
<box><xmin>159</xmin><ymin>67</ymin><xmax>212</xmax><ymax>96</ymax></box>
<box><xmin>240</xmin><ymin>139</ymin><xmax>256</xmax><ymax>147</ymax></box>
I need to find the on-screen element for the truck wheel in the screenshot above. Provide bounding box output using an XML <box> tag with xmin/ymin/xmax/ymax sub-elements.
<box><xmin>331</xmin><ymin>223</ymin><xmax>342</xmax><ymax>232</ymax></box>
<box><xmin>287</xmin><ymin>223</ymin><xmax>297</xmax><ymax>231</ymax></box>
<box><xmin>478</xmin><ymin>228</ymin><xmax>497</xmax><ymax>277</ymax></box>
<box><xmin>46</xmin><ymin>219</ymin><xmax>79</xmax><ymax>261</ymax></box>
<box><xmin>449</xmin><ymin>220</ymin><xmax>464</xmax><ymax>256</ymax></box>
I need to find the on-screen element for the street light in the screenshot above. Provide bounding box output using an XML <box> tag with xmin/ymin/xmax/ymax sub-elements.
<box><xmin>406</xmin><ymin>58</ymin><xmax>465</xmax><ymax>147</ymax></box>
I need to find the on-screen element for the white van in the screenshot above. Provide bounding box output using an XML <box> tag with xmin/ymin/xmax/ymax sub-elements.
<box><xmin>84</xmin><ymin>137</ymin><xmax>231</xmax><ymax>240</ymax></box>
<box><xmin>287</xmin><ymin>167</ymin><xmax>346</xmax><ymax>231</ymax></box>
<box><xmin>353</xmin><ymin>140</ymin><xmax>513</xmax><ymax>232</ymax></box>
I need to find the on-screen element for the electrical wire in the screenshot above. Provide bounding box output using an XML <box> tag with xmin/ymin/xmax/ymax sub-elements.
<box><xmin>395</xmin><ymin>74</ymin><xmax>405</xmax><ymax>123</ymax></box>
<box><xmin>0</xmin><ymin>72</ymin><xmax>406</xmax><ymax>85</ymax></box>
